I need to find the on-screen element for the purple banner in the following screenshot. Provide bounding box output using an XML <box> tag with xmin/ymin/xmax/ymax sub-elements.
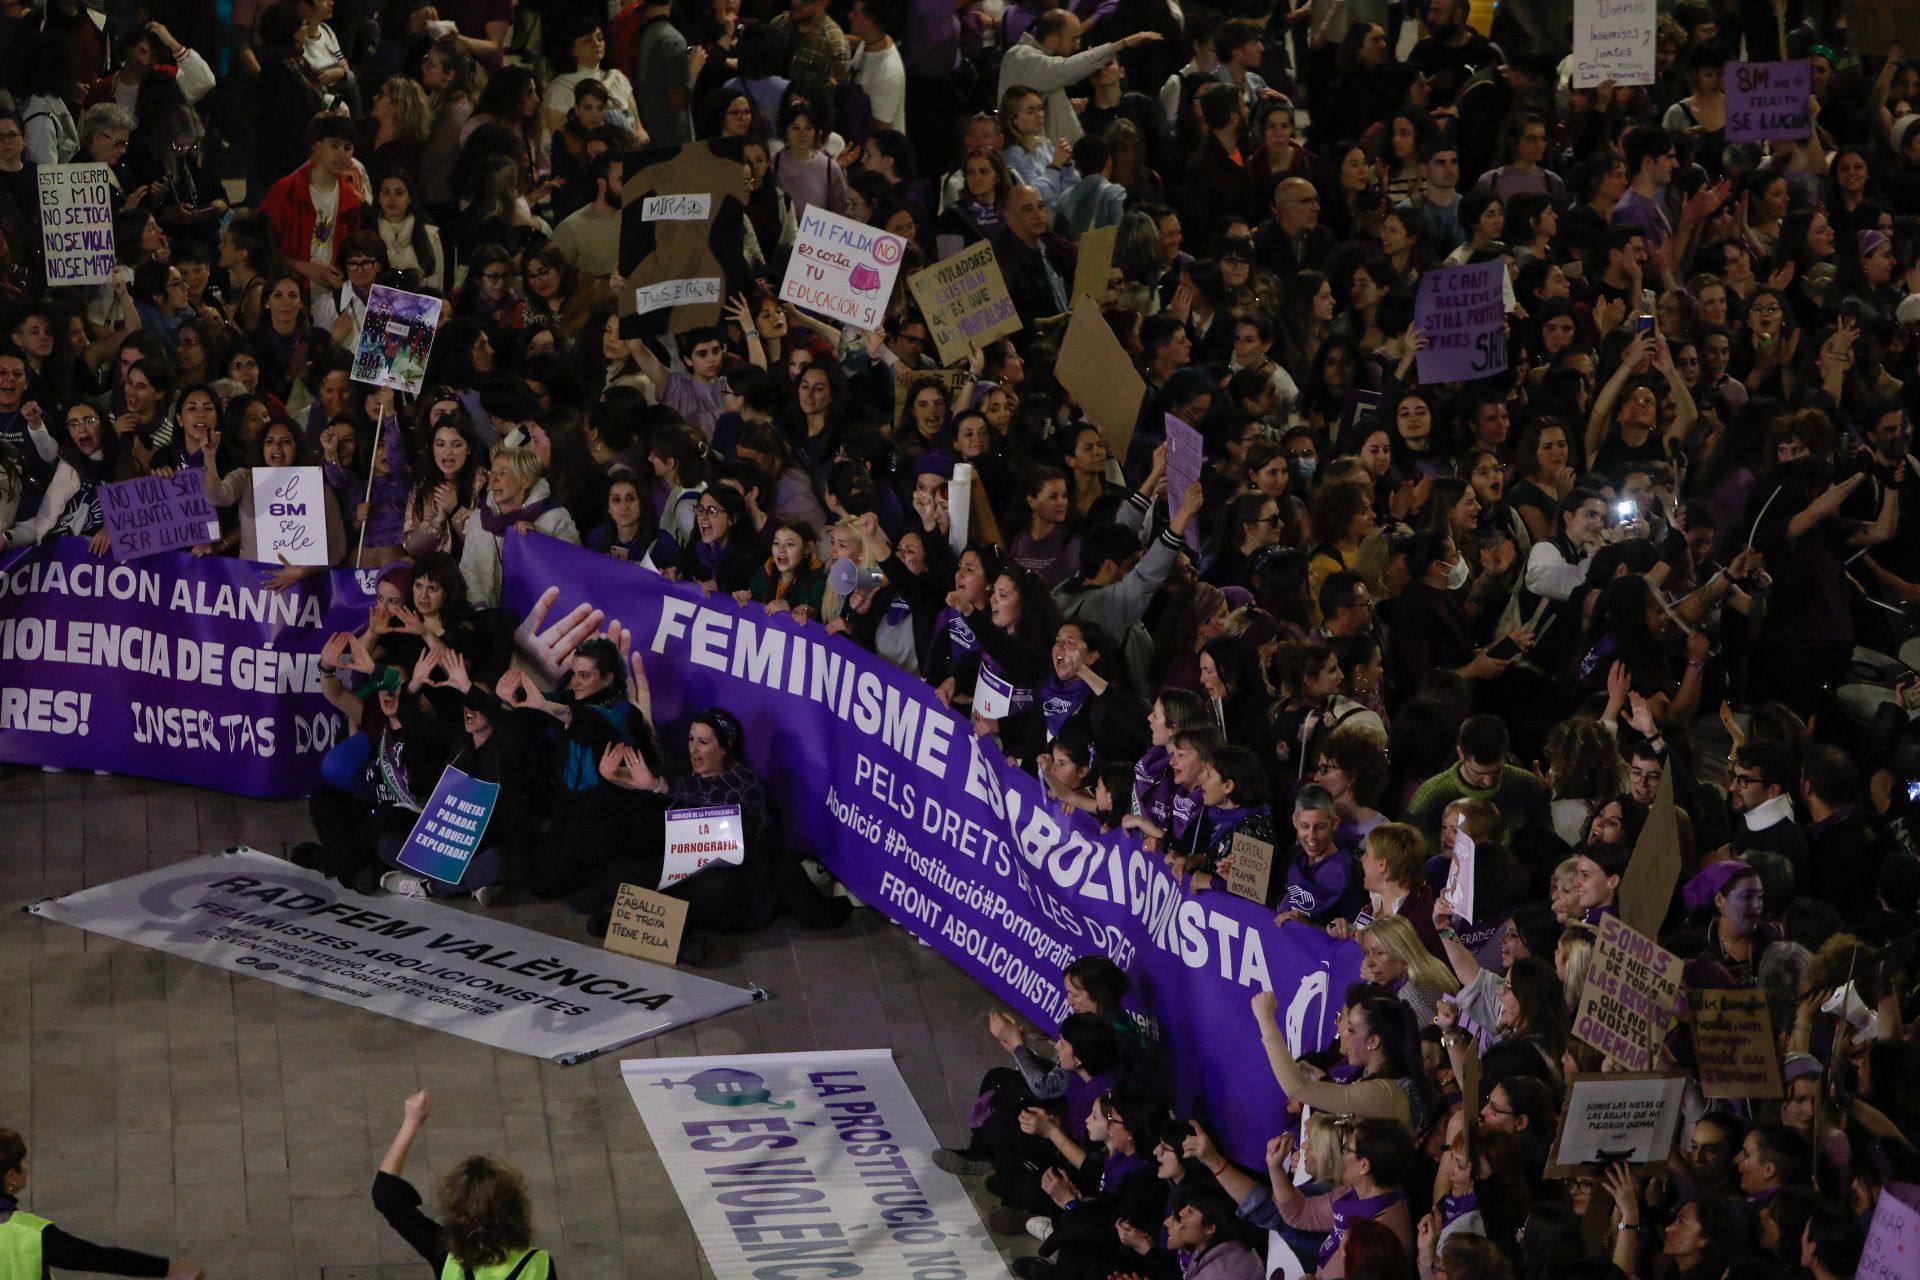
<box><xmin>1415</xmin><ymin>259</ymin><xmax>1509</xmax><ymax>384</ymax></box>
<box><xmin>1727</xmin><ymin>61</ymin><xmax>1810</xmax><ymax>143</ymax></box>
<box><xmin>0</xmin><ymin>538</ymin><xmax>378</xmax><ymax>795</ymax></box>
<box><xmin>501</xmin><ymin>534</ymin><xmax>1361</xmax><ymax>1165</ymax></box>
<box><xmin>100</xmin><ymin>469</ymin><xmax>219</xmax><ymax>560</ymax></box>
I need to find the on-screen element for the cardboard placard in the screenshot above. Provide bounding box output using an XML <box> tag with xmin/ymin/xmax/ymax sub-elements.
<box><xmin>38</xmin><ymin>163</ymin><xmax>117</xmax><ymax>285</ymax></box>
<box><xmin>351</xmin><ymin>284</ymin><xmax>442</xmax><ymax>394</ymax></box>
<box><xmin>1726</xmin><ymin>61</ymin><xmax>1811</xmax><ymax>143</ymax></box>
<box><xmin>1617</xmin><ymin>769</ymin><xmax>1680</xmax><ymax>940</ymax></box>
<box><xmin>1071</xmin><ymin>225</ymin><xmax>1118</xmax><ymax>307</ymax></box>
<box><xmin>1056</xmin><ymin>295</ymin><xmax>1146</xmax><ymax>464</ymax></box>
<box><xmin>396</xmin><ymin>765</ymin><xmax>500</xmax><ymax>885</ymax></box>
<box><xmin>906</xmin><ymin>241</ymin><xmax>1021</xmax><ymax>366</ymax></box>
<box><xmin>1860</xmin><ymin>1183</ymin><xmax>1920</xmax><ymax>1280</ymax></box>
<box><xmin>619</xmin><ymin>141</ymin><xmax>749</xmax><ymax>335</ymax></box>
<box><xmin>99</xmin><ymin>469</ymin><xmax>219</xmax><ymax>560</ymax></box>
<box><xmin>250</xmin><ymin>466</ymin><xmax>330</xmax><ymax>566</ymax></box>
<box><xmin>781</xmin><ymin>205</ymin><xmax>909</xmax><ymax>333</ymax></box>
<box><xmin>1848</xmin><ymin>2</ymin><xmax>1920</xmax><ymax>58</ymax></box>
<box><xmin>1545</xmin><ymin>1071</ymin><xmax>1689</xmax><ymax>1176</ymax></box>
<box><xmin>1225</xmin><ymin>831</ymin><xmax>1274</xmax><ymax>905</ymax></box>
<box><xmin>660</xmin><ymin>804</ymin><xmax>745</xmax><ymax>889</ymax></box>
<box><xmin>1574</xmin><ymin>0</ymin><xmax>1655</xmax><ymax>88</ymax></box>
<box><xmin>604</xmin><ymin>881</ymin><xmax>690</xmax><ymax>964</ymax></box>
<box><xmin>1573</xmin><ymin>913</ymin><xmax>1684</xmax><ymax>1072</ymax></box>
<box><xmin>1414</xmin><ymin>259</ymin><xmax>1509</xmax><ymax>384</ymax></box>
<box><xmin>1689</xmin><ymin>987</ymin><xmax>1783</xmax><ymax>1099</ymax></box>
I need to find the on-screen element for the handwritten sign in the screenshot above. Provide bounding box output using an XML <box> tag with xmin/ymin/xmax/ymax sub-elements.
<box><xmin>397</xmin><ymin>765</ymin><xmax>500</xmax><ymax>885</ymax></box>
<box><xmin>1861</xmin><ymin>1185</ymin><xmax>1920</xmax><ymax>1280</ymax></box>
<box><xmin>38</xmin><ymin>163</ymin><xmax>117</xmax><ymax>285</ymax></box>
<box><xmin>907</xmin><ymin>241</ymin><xmax>1021</xmax><ymax>367</ymax></box>
<box><xmin>604</xmin><ymin>881</ymin><xmax>690</xmax><ymax>964</ymax></box>
<box><xmin>780</xmin><ymin>205</ymin><xmax>908</xmax><ymax>332</ymax></box>
<box><xmin>1165</xmin><ymin>414</ymin><xmax>1206</xmax><ymax>552</ymax></box>
<box><xmin>1574</xmin><ymin>0</ymin><xmax>1655</xmax><ymax>88</ymax></box>
<box><xmin>99</xmin><ymin>470</ymin><xmax>218</xmax><ymax>560</ymax></box>
<box><xmin>1057</xmin><ymin>296</ymin><xmax>1146</xmax><ymax>462</ymax></box>
<box><xmin>1689</xmin><ymin>988</ymin><xmax>1782</xmax><ymax>1099</ymax></box>
<box><xmin>351</xmin><ymin>284</ymin><xmax>441</xmax><ymax>395</ymax></box>
<box><xmin>660</xmin><ymin>804</ymin><xmax>745</xmax><ymax>889</ymax></box>
<box><xmin>1727</xmin><ymin>61</ymin><xmax>1810</xmax><ymax>142</ymax></box>
<box><xmin>1072</xmin><ymin>225</ymin><xmax>1117</xmax><ymax>306</ymax></box>
<box><xmin>635</xmin><ymin>277</ymin><xmax>723</xmax><ymax>316</ymax></box>
<box><xmin>1415</xmin><ymin>259</ymin><xmax>1509</xmax><ymax>384</ymax></box>
<box><xmin>642</xmin><ymin>193</ymin><xmax>713</xmax><ymax>221</ymax></box>
<box><xmin>1547</xmin><ymin>1072</ymin><xmax>1688</xmax><ymax>1174</ymax></box>
<box><xmin>1848</xmin><ymin>2</ymin><xmax>1920</xmax><ymax>58</ymax></box>
<box><xmin>1573</xmin><ymin>914</ymin><xmax>1684</xmax><ymax>1071</ymax></box>
<box><xmin>1444</xmin><ymin>832</ymin><xmax>1477</xmax><ymax>924</ymax></box>
<box><xmin>251</xmin><ymin>466</ymin><xmax>330</xmax><ymax>566</ymax></box>
<box><xmin>974</xmin><ymin>663</ymin><xmax>1014</xmax><ymax>720</ymax></box>
<box><xmin>1225</xmin><ymin>831</ymin><xmax>1274</xmax><ymax>905</ymax></box>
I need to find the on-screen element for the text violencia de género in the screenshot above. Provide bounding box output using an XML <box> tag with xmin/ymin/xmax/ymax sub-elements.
<box><xmin>0</xmin><ymin>617</ymin><xmax>324</xmax><ymax>693</ymax></box>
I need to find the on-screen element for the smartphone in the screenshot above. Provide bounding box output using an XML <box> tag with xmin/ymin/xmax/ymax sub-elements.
<box><xmin>1907</xmin><ymin>780</ymin><xmax>1920</xmax><ymax>803</ymax></box>
<box><xmin>1904</xmin><ymin>678</ymin><xmax>1920</xmax><ymax>711</ymax></box>
<box><xmin>1615</xmin><ymin>499</ymin><xmax>1638</xmax><ymax>523</ymax></box>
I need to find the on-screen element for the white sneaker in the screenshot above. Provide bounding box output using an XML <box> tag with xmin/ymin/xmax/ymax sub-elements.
<box><xmin>380</xmin><ymin>871</ymin><xmax>431</xmax><ymax>898</ymax></box>
<box><xmin>473</xmin><ymin>884</ymin><xmax>506</xmax><ymax>908</ymax></box>
<box><xmin>799</xmin><ymin>857</ymin><xmax>836</xmax><ymax>894</ymax></box>
<box><xmin>1026</xmin><ymin>1216</ymin><xmax>1053</xmax><ymax>1243</ymax></box>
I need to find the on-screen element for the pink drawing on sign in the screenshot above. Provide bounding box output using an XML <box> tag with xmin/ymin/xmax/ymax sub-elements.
<box><xmin>848</xmin><ymin>263</ymin><xmax>881</xmax><ymax>295</ymax></box>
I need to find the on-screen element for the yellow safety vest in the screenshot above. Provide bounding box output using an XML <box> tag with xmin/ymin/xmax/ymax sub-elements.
<box><xmin>0</xmin><ymin>1210</ymin><xmax>51</xmax><ymax>1280</ymax></box>
<box><xmin>440</xmin><ymin>1246</ymin><xmax>551</xmax><ymax>1280</ymax></box>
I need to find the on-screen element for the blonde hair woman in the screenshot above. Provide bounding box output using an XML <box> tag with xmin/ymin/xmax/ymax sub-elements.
<box><xmin>1298</xmin><ymin>1113</ymin><xmax>1350</xmax><ymax>1191</ymax></box>
<box><xmin>1361</xmin><ymin>914</ymin><xmax>1461</xmax><ymax>1025</ymax></box>
<box><xmin>1549</xmin><ymin>857</ymin><xmax>1583</xmax><ymax>925</ymax></box>
<box><xmin>369</xmin><ymin>75</ymin><xmax>431</xmax><ymax>184</ymax></box>
<box><xmin>1556</xmin><ymin>922</ymin><xmax>1596</xmax><ymax>1015</ymax></box>
<box><xmin>820</xmin><ymin>514</ymin><xmax>884</xmax><ymax>625</ymax></box>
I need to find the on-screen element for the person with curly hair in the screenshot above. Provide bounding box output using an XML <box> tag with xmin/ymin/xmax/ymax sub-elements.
<box><xmin>373</xmin><ymin>1091</ymin><xmax>551</xmax><ymax>1278</ymax></box>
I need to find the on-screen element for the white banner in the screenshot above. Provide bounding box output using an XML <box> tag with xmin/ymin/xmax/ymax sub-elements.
<box><xmin>30</xmin><ymin>848</ymin><xmax>758</xmax><ymax>1063</ymax></box>
<box><xmin>622</xmin><ymin>1050</ymin><xmax>1010</xmax><ymax>1279</ymax></box>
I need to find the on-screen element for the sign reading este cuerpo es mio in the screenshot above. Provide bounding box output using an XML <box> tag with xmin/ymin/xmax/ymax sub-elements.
<box><xmin>39</xmin><ymin>163</ymin><xmax>118</xmax><ymax>285</ymax></box>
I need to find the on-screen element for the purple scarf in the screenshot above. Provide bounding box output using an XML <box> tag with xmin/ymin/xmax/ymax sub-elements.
<box><xmin>1039</xmin><ymin>675</ymin><xmax>1093</xmax><ymax>741</ymax></box>
<box><xmin>479</xmin><ymin>494</ymin><xmax>556</xmax><ymax>537</ymax></box>
<box><xmin>1320</xmin><ymin>1189</ymin><xmax>1403</xmax><ymax>1266</ymax></box>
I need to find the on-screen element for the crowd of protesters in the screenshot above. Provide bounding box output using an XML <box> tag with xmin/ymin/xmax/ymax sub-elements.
<box><xmin>3</xmin><ymin>0</ymin><xmax>1920</xmax><ymax>1277</ymax></box>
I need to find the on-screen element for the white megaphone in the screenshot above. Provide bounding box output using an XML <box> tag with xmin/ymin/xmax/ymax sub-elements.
<box><xmin>829</xmin><ymin>556</ymin><xmax>885</xmax><ymax>596</ymax></box>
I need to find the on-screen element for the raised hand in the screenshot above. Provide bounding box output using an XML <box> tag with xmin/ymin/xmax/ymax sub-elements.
<box><xmin>513</xmin><ymin>585</ymin><xmax>605</xmax><ymax>684</ymax></box>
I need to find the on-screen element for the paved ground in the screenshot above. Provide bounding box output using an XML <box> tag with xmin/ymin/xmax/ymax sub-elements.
<box><xmin>0</xmin><ymin>768</ymin><xmax>1018</xmax><ymax>1279</ymax></box>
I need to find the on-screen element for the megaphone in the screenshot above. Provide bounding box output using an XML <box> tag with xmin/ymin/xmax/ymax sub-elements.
<box><xmin>829</xmin><ymin>556</ymin><xmax>885</xmax><ymax>596</ymax></box>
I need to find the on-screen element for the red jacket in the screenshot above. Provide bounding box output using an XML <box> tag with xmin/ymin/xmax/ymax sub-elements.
<box><xmin>259</xmin><ymin>160</ymin><xmax>368</xmax><ymax>265</ymax></box>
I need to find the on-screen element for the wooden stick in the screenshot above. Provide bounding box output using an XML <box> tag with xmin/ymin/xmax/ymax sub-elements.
<box><xmin>355</xmin><ymin>401</ymin><xmax>387</xmax><ymax>568</ymax></box>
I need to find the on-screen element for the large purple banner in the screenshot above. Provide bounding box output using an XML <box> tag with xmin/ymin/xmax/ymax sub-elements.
<box><xmin>502</xmin><ymin>534</ymin><xmax>1361</xmax><ymax>1164</ymax></box>
<box><xmin>0</xmin><ymin>539</ymin><xmax>378</xmax><ymax>795</ymax></box>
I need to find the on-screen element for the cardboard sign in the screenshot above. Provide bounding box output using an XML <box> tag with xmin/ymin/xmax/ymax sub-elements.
<box><xmin>250</xmin><ymin>466</ymin><xmax>330</xmax><ymax>566</ymax></box>
<box><xmin>1574</xmin><ymin>0</ymin><xmax>1655</xmax><ymax>88</ymax></box>
<box><xmin>642</xmin><ymin>193</ymin><xmax>712</xmax><ymax>221</ymax></box>
<box><xmin>604</xmin><ymin>881</ymin><xmax>690</xmax><ymax>964</ymax></box>
<box><xmin>974</xmin><ymin>663</ymin><xmax>1014</xmax><ymax>720</ymax></box>
<box><xmin>1225</xmin><ymin>831</ymin><xmax>1274</xmax><ymax>905</ymax></box>
<box><xmin>1072</xmin><ymin>225</ymin><xmax>1117</xmax><ymax>306</ymax></box>
<box><xmin>1164</xmin><ymin>414</ymin><xmax>1205</xmax><ymax>552</ymax></box>
<box><xmin>660</xmin><ymin>804</ymin><xmax>745</xmax><ymax>889</ymax></box>
<box><xmin>1689</xmin><ymin>987</ymin><xmax>1782</xmax><ymax>1099</ymax></box>
<box><xmin>1546</xmin><ymin>1072</ymin><xmax>1689</xmax><ymax>1175</ymax></box>
<box><xmin>781</xmin><ymin>204</ymin><xmax>909</xmax><ymax>332</ymax></box>
<box><xmin>1848</xmin><ymin>2</ymin><xmax>1920</xmax><ymax>58</ymax></box>
<box><xmin>1727</xmin><ymin>61</ymin><xmax>1811</xmax><ymax>142</ymax></box>
<box><xmin>351</xmin><ymin>284</ymin><xmax>442</xmax><ymax>395</ymax></box>
<box><xmin>1573</xmin><ymin>914</ymin><xmax>1685</xmax><ymax>1071</ymax></box>
<box><xmin>99</xmin><ymin>469</ymin><xmax>218</xmax><ymax>560</ymax></box>
<box><xmin>397</xmin><ymin>765</ymin><xmax>500</xmax><ymax>885</ymax></box>
<box><xmin>1617</xmin><ymin>769</ymin><xmax>1680</xmax><ymax>940</ymax></box>
<box><xmin>1860</xmin><ymin>1184</ymin><xmax>1920</xmax><ymax>1280</ymax></box>
<box><xmin>619</xmin><ymin>141</ymin><xmax>748</xmax><ymax>336</ymax></box>
<box><xmin>635</xmin><ymin>277</ymin><xmax>723</xmax><ymax>316</ymax></box>
<box><xmin>1443</xmin><ymin>832</ymin><xmax>1477</xmax><ymax>924</ymax></box>
<box><xmin>1056</xmin><ymin>296</ymin><xmax>1146</xmax><ymax>463</ymax></box>
<box><xmin>907</xmin><ymin>241</ymin><xmax>1021</xmax><ymax>367</ymax></box>
<box><xmin>38</xmin><ymin>163</ymin><xmax>117</xmax><ymax>285</ymax></box>
<box><xmin>1415</xmin><ymin>259</ymin><xmax>1509</xmax><ymax>384</ymax></box>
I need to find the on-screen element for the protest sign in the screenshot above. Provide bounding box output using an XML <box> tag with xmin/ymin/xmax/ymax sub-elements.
<box><xmin>32</xmin><ymin>848</ymin><xmax>755</xmax><ymax>1062</ymax></box>
<box><xmin>1056</xmin><ymin>296</ymin><xmax>1147</xmax><ymax>461</ymax></box>
<box><xmin>781</xmin><ymin>204</ymin><xmax>908</xmax><ymax>332</ymax></box>
<box><xmin>1226</xmin><ymin>831</ymin><xmax>1274</xmax><ymax>905</ymax></box>
<box><xmin>1860</xmin><ymin>1184</ymin><xmax>1920</xmax><ymax>1280</ymax></box>
<box><xmin>1573</xmin><ymin>914</ymin><xmax>1684</xmax><ymax>1071</ymax></box>
<box><xmin>1546</xmin><ymin>1072</ymin><xmax>1688</xmax><ymax>1174</ymax></box>
<box><xmin>1727</xmin><ymin>61</ymin><xmax>1810</xmax><ymax>142</ymax></box>
<box><xmin>1618</xmin><ymin>768</ymin><xmax>1681</xmax><ymax>939</ymax></box>
<box><xmin>641</xmin><ymin>193</ymin><xmax>712</xmax><ymax>221</ymax></box>
<box><xmin>1574</xmin><ymin>0</ymin><xmax>1655</xmax><ymax>88</ymax></box>
<box><xmin>0</xmin><ymin>541</ymin><xmax>374</xmax><ymax>795</ymax></box>
<box><xmin>99</xmin><ymin>470</ymin><xmax>219</xmax><ymax>561</ymax></box>
<box><xmin>351</xmin><ymin>284</ymin><xmax>441</xmax><ymax>394</ymax></box>
<box><xmin>250</xmin><ymin>466</ymin><xmax>330</xmax><ymax>566</ymax></box>
<box><xmin>974</xmin><ymin>663</ymin><xmax>1014</xmax><ymax>719</ymax></box>
<box><xmin>503</xmin><ymin>534</ymin><xmax>1364</xmax><ymax>1167</ymax></box>
<box><xmin>1689</xmin><ymin>987</ymin><xmax>1782</xmax><ymax>1099</ymax></box>
<box><xmin>619</xmin><ymin>141</ymin><xmax>747</xmax><ymax>336</ymax></box>
<box><xmin>1444</xmin><ymin>833</ymin><xmax>1477</xmax><ymax>924</ymax></box>
<box><xmin>660</xmin><ymin>805</ymin><xmax>745</xmax><ymax>888</ymax></box>
<box><xmin>38</xmin><ymin>163</ymin><xmax>117</xmax><ymax>285</ymax></box>
<box><xmin>1073</xmin><ymin>224</ymin><xmax>1118</xmax><ymax>305</ymax></box>
<box><xmin>1165</xmin><ymin>414</ymin><xmax>1206</xmax><ymax>551</ymax></box>
<box><xmin>397</xmin><ymin>765</ymin><xmax>500</xmax><ymax>884</ymax></box>
<box><xmin>604</xmin><ymin>881</ymin><xmax>689</xmax><ymax>964</ymax></box>
<box><xmin>1415</xmin><ymin>259</ymin><xmax>1508</xmax><ymax>383</ymax></box>
<box><xmin>633</xmin><ymin>277</ymin><xmax>723</xmax><ymax>317</ymax></box>
<box><xmin>625</xmin><ymin>1051</ymin><xmax>1011</xmax><ymax>1279</ymax></box>
<box><xmin>908</xmin><ymin>241</ymin><xmax>1021</xmax><ymax>366</ymax></box>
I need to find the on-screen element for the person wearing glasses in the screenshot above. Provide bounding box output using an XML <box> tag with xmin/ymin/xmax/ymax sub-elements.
<box><xmin>1726</xmin><ymin>740</ymin><xmax>1808</xmax><ymax>881</ymax></box>
<box><xmin>310</xmin><ymin>231</ymin><xmax>387</xmax><ymax>348</ymax></box>
<box><xmin>1</xmin><ymin>401</ymin><xmax>141</xmax><ymax>555</ymax></box>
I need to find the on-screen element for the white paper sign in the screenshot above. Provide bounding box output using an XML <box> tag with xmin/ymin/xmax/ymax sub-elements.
<box><xmin>251</xmin><ymin>466</ymin><xmax>330</xmax><ymax>566</ymax></box>
<box><xmin>948</xmin><ymin>461</ymin><xmax>974</xmax><ymax>555</ymax></box>
<box><xmin>1860</xmin><ymin>1185</ymin><xmax>1920</xmax><ymax>1280</ymax></box>
<box><xmin>1444</xmin><ymin>833</ymin><xmax>1477</xmax><ymax>924</ymax></box>
<box><xmin>635</xmin><ymin>278</ymin><xmax>723</xmax><ymax>316</ymax></box>
<box><xmin>1555</xmin><ymin>1074</ymin><xmax>1687</xmax><ymax>1165</ymax></box>
<box><xmin>974</xmin><ymin>663</ymin><xmax>1014</xmax><ymax>720</ymax></box>
<box><xmin>39</xmin><ymin>163</ymin><xmax>118</xmax><ymax>285</ymax></box>
<box><xmin>660</xmin><ymin>804</ymin><xmax>745</xmax><ymax>888</ymax></box>
<box><xmin>780</xmin><ymin>204</ymin><xmax>908</xmax><ymax>331</ymax></box>
<box><xmin>642</xmin><ymin>193</ymin><xmax>713</xmax><ymax>221</ymax></box>
<box><xmin>1266</xmin><ymin>1230</ymin><xmax>1307</xmax><ymax>1280</ymax></box>
<box><xmin>1574</xmin><ymin>0</ymin><xmax>1656</xmax><ymax>88</ymax></box>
